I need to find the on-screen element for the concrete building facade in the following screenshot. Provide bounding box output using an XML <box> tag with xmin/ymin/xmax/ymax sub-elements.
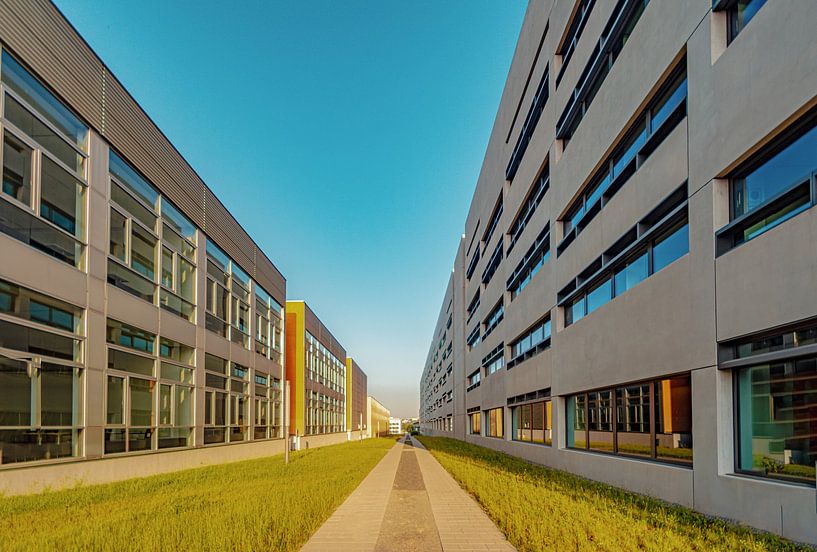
<box><xmin>366</xmin><ymin>396</ymin><xmax>390</xmax><ymax>438</ymax></box>
<box><xmin>419</xmin><ymin>0</ymin><xmax>817</xmax><ymax>544</ymax></box>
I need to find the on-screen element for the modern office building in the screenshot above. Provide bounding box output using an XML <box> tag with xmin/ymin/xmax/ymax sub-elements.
<box><xmin>419</xmin><ymin>0</ymin><xmax>817</xmax><ymax>544</ymax></box>
<box><xmin>346</xmin><ymin>357</ymin><xmax>368</xmax><ymax>434</ymax></box>
<box><xmin>388</xmin><ymin>417</ymin><xmax>402</xmax><ymax>435</ymax></box>
<box><xmin>366</xmin><ymin>396</ymin><xmax>390</xmax><ymax>438</ymax></box>
<box><xmin>0</xmin><ymin>0</ymin><xmax>287</xmax><ymax>471</ymax></box>
<box><xmin>285</xmin><ymin>301</ymin><xmax>347</xmax><ymax>436</ymax></box>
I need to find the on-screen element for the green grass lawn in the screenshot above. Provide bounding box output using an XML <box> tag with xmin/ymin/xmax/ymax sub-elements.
<box><xmin>0</xmin><ymin>438</ymin><xmax>394</xmax><ymax>552</ymax></box>
<box><xmin>418</xmin><ymin>436</ymin><xmax>809</xmax><ymax>552</ymax></box>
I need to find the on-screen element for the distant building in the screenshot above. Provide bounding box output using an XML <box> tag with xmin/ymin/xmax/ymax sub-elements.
<box><xmin>285</xmin><ymin>301</ymin><xmax>347</xmax><ymax>436</ymax></box>
<box><xmin>366</xmin><ymin>396</ymin><xmax>390</xmax><ymax>438</ymax></box>
<box><xmin>346</xmin><ymin>358</ymin><xmax>368</xmax><ymax>433</ymax></box>
<box><xmin>389</xmin><ymin>417</ymin><xmax>402</xmax><ymax>435</ymax></box>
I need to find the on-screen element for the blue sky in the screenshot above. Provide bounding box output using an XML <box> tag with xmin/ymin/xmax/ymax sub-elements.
<box><xmin>56</xmin><ymin>0</ymin><xmax>527</xmax><ymax>418</ymax></box>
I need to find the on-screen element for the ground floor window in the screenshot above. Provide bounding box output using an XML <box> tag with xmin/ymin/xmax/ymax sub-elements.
<box><xmin>468</xmin><ymin>411</ymin><xmax>481</xmax><ymax>435</ymax></box>
<box><xmin>485</xmin><ymin>407</ymin><xmax>504</xmax><ymax>438</ymax></box>
<box><xmin>512</xmin><ymin>400</ymin><xmax>552</xmax><ymax>445</ymax></box>
<box><xmin>566</xmin><ymin>374</ymin><xmax>692</xmax><ymax>465</ymax></box>
<box><xmin>736</xmin><ymin>358</ymin><xmax>816</xmax><ymax>483</ymax></box>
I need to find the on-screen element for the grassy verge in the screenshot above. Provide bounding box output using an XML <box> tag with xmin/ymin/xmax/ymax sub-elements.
<box><xmin>418</xmin><ymin>436</ymin><xmax>809</xmax><ymax>552</ymax></box>
<box><xmin>0</xmin><ymin>437</ymin><xmax>394</xmax><ymax>551</ymax></box>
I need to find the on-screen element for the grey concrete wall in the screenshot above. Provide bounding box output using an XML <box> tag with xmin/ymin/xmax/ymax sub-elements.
<box><xmin>420</xmin><ymin>0</ymin><xmax>817</xmax><ymax>545</ymax></box>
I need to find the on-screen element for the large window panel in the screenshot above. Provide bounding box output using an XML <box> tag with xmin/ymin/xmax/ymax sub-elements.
<box><xmin>130</xmin><ymin>224</ymin><xmax>156</xmax><ymax>281</ymax></box>
<box><xmin>109</xmin><ymin>152</ymin><xmax>158</xmax><ymax>210</ymax></box>
<box><xmin>652</xmin><ymin>223</ymin><xmax>688</xmax><ymax>273</ymax></box>
<box><xmin>106</xmin><ymin>375</ymin><xmax>124</xmax><ymax>425</ymax></box>
<box><xmin>0</xmin><ymin>318</ymin><xmax>78</xmax><ymax>361</ymax></box>
<box><xmin>736</xmin><ymin>126</ymin><xmax>817</xmax><ymax>213</ymax></box>
<box><xmin>737</xmin><ymin>358</ymin><xmax>815</xmax><ymax>483</ymax></box>
<box><xmin>109</xmin><ymin>208</ymin><xmax>127</xmax><ymax>261</ymax></box>
<box><xmin>588</xmin><ymin>390</ymin><xmax>614</xmax><ymax>452</ymax></box>
<box><xmin>567</xmin><ymin>374</ymin><xmax>693</xmax><ymax>465</ymax></box>
<box><xmin>0</xmin><ymin>358</ymin><xmax>31</xmax><ymax>426</ymax></box>
<box><xmin>615</xmin><ymin>384</ymin><xmax>651</xmax><ymax>458</ymax></box>
<box><xmin>40</xmin><ymin>364</ymin><xmax>74</xmax><ymax>426</ymax></box>
<box><xmin>129</xmin><ymin>378</ymin><xmax>154</xmax><ymax>427</ymax></box>
<box><xmin>655</xmin><ymin>375</ymin><xmax>693</xmax><ymax>464</ymax></box>
<box><xmin>1</xmin><ymin>51</ymin><xmax>88</xmax><ymax>149</ymax></box>
<box><xmin>39</xmin><ymin>156</ymin><xmax>83</xmax><ymax>239</ymax></box>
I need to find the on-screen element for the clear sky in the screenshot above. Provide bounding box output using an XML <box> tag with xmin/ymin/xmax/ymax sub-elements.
<box><xmin>55</xmin><ymin>0</ymin><xmax>528</xmax><ymax>418</ymax></box>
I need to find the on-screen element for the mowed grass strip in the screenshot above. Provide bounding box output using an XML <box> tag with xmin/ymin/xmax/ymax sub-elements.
<box><xmin>0</xmin><ymin>437</ymin><xmax>394</xmax><ymax>552</ymax></box>
<box><xmin>418</xmin><ymin>436</ymin><xmax>809</xmax><ymax>552</ymax></box>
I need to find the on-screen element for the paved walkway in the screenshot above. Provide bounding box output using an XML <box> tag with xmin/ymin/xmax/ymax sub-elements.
<box><xmin>302</xmin><ymin>436</ymin><xmax>515</xmax><ymax>552</ymax></box>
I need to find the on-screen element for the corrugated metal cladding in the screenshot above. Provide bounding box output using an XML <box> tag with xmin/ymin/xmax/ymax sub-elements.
<box><xmin>0</xmin><ymin>0</ymin><xmax>104</xmax><ymax>128</ymax></box>
<box><xmin>0</xmin><ymin>0</ymin><xmax>285</xmax><ymax>297</ymax></box>
<box><xmin>303</xmin><ymin>303</ymin><xmax>347</xmax><ymax>361</ymax></box>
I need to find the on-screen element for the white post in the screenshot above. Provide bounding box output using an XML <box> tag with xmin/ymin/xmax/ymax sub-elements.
<box><xmin>284</xmin><ymin>380</ymin><xmax>290</xmax><ymax>465</ymax></box>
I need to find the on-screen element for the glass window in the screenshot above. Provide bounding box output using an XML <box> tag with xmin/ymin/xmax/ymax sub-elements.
<box><xmin>160</xmin><ymin>362</ymin><xmax>193</xmax><ymax>384</ymax></box>
<box><xmin>568</xmin><ymin>374</ymin><xmax>693</xmax><ymax>465</ymax></box>
<box><xmin>107</xmin><ymin>259</ymin><xmax>154</xmax><ymax>302</ymax></box>
<box><xmin>733</xmin><ymin>124</ymin><xmax>817</xmax><ymax>218</ymax></box>
<box><xmin>109</xmin><ymin>152</ymin><xmax>158</xmax><ymax>210</ymax></box>
<box><xmin>4</xmin><ymin>95</ymin><xmax>83</xmax><ymax>173</ymax></box>
<box><xmin>0</xmin><ymin>279</ymin><xmax>81</xmax><ymax>333</ymax></box>
<box><xmin>2</xmin><ymin>131</ymin><xmax>32</xmax><ymax>204</ymax></box>
<box><xmin>0</xmin><ymin>429</ymin><xmax>76</xmax><ymax>464</ymax></box>
<box><xmin>107</xmin><ymin>319</ymin><xmax>154</xmax><ymax>353</ymax></box>
<box><xmin>615</xmin><ymin>384</ymin><xmax>651</xmax><ymax>458</ymax></box>
<box><xmin>109</xmin><ymin>208</ymin><xmax>127</xmax><ymax>261</ymax></box>
<box><xmin>613</xmin><ymin>250</ymin><xmax>648</xmax><ymax>296</ymax></box>
<box><xmin>160</xmin><ymin>198</ymin><xmax>195</xmax><ymax>241</ymax></box>
<box><xmin>107</xmin><ymin>349</ymin><xmax>154</xmax><ymax>377</ymax></box>
<box><xmin>130</xmin><ymin>224</ymin><xmax>156</xmax><ymax>280</ymax></box>
<box><xmin>40</xmin><ymin>156</ymin><xmax>84</xmax><ymax>238</ymax></box>
<box><xmin>652</xmin><ymin>223</ymin><xmax>689</xmax><ymax>273</ymax></box>
<box><xmin>0</xmin><ymin>358</ymin><xmax>31</xmax><ymax>425</ymax></box>
<box><xmin>568</xmin><ymin>295</ymin><xmax>585</xmax><ymax>325</ymax></box>
<box><xmin>159</xmin><ymin>384</ymin><xmax>172</xmax><ymax>425</ymax></box>
<box><xmin>737</xmin><ymin>359</ymin><xmax>815</xmax><ymax>483</ymax></box>
<box><xmin>161</xmin><ymin>247</ymin><xmax>173</xmax><ymax>288</ymax></box>
<box><xmin>651</xmin><ymin>77</ymin><xmax>687</xmax><ymax>133</ymax></box>
<box><xmin>110</xmin><ymin>180</ymin><xmax>156</xmax><ymax>229</ymax></box>
<box><xmin>469</xmin><ymin>411</ymin><xmax>481</xmax><ymax>434</ymax></box>
<box><xmin>586</xmin><ymin>278</ymin><xmax>612</xmax><ymax>315</ymax></box>
<box><xmin>588</xmin><ymin>390</ymin><xmax>614</xmax><ymax>452</ymax></box>
<box><xmin>567</xmin><ymin>394</ymin><xmax>587</xmax><ymax>449</ymax></box>
<box><xmin>40</xmin><ymin>364</ymin><xmax>73</xmax><ymax>426</ymax></box>
<box><xmin>129</xmin><ymin>378</ymin><xmax>154</xmax><ymax>427</ymax></box>
<box><xmin>106</xmin><ymin>376</ymin><xmax>124</xmax><ymax>425</ymax></box>
<box><xmin>486</xmin><ymin>407</ymin><xmax>504</xmax><ymax>438</ymax></box>
<box><xmin>0</xmin><ymin>318</ymin><xmax>78</xmax><ymax>361</ymax></box>
<box><xmin>1</xmin><ymin>51</ymin><xmax>88</xmax><ymax>149</ymax></box>
<box><xmin>512</xmin><ymin>401</ymin><xmax>551</xmax><ymax>445</ymax></box>
<box><xmin>655</xmin><ymin>374</ymin><xmax>693</xmax><ymax>464</ymax></box>
<box><xmin>729</xmin><ymin>0</ymin><xmax>768</xmax><ymax>42</ymax></box>
<box><xmin>613</xmin><ymin>121</ymin><xmax>646</xmax><ymax>179</ymax></box>
<box><xmin>159</xmin><ymin>338</ymin><xmax>194</xmax><ymax>365</ymax></box>
<box><xmin>162</xmin><ymin>224</ymin><xmax>195</xmax><ymax>260</ymax></box>
<box><xmin>178</xmin><ymin>258</ymin><xmax>195</xmax><ymax>302</ymax></box>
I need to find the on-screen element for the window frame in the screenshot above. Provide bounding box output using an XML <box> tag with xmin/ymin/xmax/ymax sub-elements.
<box><xmin>0</xmin><ymin>88</ymin><xmax>89</xmax><ymax>268</ymax></box>
<box><xmin>558</xmin><ymin>59</ymin><xmax>687</xmax><ymax>254</ymax></box>
<box><xmin>566</xmin><ymin>373</ymin><xmax>693</xmax><ymax>466</ymax></box>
